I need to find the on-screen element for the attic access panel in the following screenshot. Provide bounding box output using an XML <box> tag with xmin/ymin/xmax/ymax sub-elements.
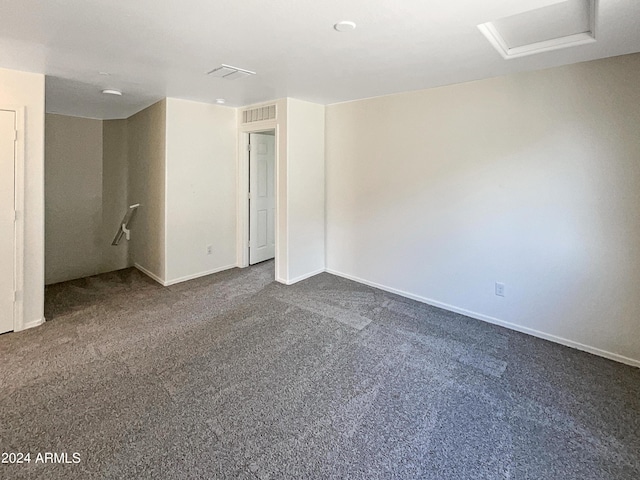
<box><xmin>478</xmin><ymin>0</ymin><xmax>598</xmax><ymax>59</ymax></box>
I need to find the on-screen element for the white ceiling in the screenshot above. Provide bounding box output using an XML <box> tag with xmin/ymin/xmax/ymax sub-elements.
<box><xmin>0</xmin><ymin>0</ymin><xmax>638</xmax><ymax>119</ymax></box>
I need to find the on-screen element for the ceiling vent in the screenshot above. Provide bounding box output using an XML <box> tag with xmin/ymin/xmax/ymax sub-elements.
<box><xmin>242</xmin><ymin>104</ymin><xmax>277</xmax><ymax>124</ymax></box>
<box><xmin>207</xmin><ymin>64</ymin><xmax>256</xmax><ymax>80</ymax></box>
<box><xmin>478</xmin><ymin>0</ymin><xmax>598</xmax><ymax>59</ymax></box>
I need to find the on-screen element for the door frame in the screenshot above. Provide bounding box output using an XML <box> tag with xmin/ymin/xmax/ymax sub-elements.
<box><xmin>1</xmin><ymin>106</ymin><xmax>25</xmax><ymax>332</ymax></box>
<box><xmin>247</xmin><ymin>130</ymin><xmax>276</xmax><ymax>266</ymax></box>
<box><xmin>237</xmin><ymin>125</ymin><xmax>279</xmax><ymax>273</ymax></box>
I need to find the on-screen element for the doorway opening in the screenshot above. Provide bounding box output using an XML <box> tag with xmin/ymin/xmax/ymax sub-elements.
<box><xmin>248</xmin><ymin>130</ymin><xmax>276</xmax><ymax>265</ymax></box>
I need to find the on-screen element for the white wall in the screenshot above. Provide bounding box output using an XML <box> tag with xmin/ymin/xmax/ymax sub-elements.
<box><xmin>0</xmin><ymin>67</ymin><xmax>45</xmax><ymax>328</ymax></box>
<box><xmin>164</xmin><ymin>98</ymin><xmax>237</xmax><ymax>284</ymax></box>
<box><xmin>102</xmin><ymin>119</ymin><xmax>130</xmax><ymax>273</ymax></box>
<box><xmin>45</xmin><ymin>114</ymin><xmax>103</xmax><ymax>284</ymax></box>
<box><xmin>46</xmin><ymin>98</ymin><xmax>236</xmax><ymax>288</ymax></box>
<box><xmin>45</xmin><ymin>114</ymin><xmax>130</xmax><ymax>284</ymax></box>
<box><xmin>128</xmin><ymin>100</ymin><xmax>166</xmax><ymax>282</ymax></box>
<box><xmin>286</xmin><ymin>98</ymin><xmax>325</xmax><ymax>282</ymax></box>
<box><xmin>325</xmin><ymin>53</ymin><xmax>640</xmax><ymax>366</ymax></box>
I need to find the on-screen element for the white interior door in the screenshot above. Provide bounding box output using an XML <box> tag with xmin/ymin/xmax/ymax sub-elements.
<box><xmin>249</xmin><ymin>132</ymin><xmax>275</xmax><ymax>265</ymax></box>
<box><xmin>0</xmin><ymin>110</ymin><xmax>16</xmax><ymax>334</ymax></box>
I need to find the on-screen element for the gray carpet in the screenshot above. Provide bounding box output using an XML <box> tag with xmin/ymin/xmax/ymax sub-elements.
<box><xmin>1</xmin><ymin>261</ymin><xmax>639</xmax><ymax>479</ymax></box>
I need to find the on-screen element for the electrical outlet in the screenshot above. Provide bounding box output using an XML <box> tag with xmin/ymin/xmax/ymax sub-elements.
<box><xmin>206</xmin><ymin>245</ymin><xmax>213</xmax><ymax>255</ymax></box>
<box><xmin>495</xmin><ymin>282</ymin><xmax>505</xmax><ymax>297</ymax></box>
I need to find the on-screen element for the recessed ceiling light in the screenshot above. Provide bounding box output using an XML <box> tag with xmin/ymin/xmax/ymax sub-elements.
<box><xmin>102</xmin><ymin>89</ymin><xmax>122</xmax><ymax>96</ymax></box>
<box><xmin>215</xmin><ymin>99</ymin><xmax>225</xmax><ymax>104</ymax></box>
<box><xmin>334</xmin><ymin>21</ymin><xmax>356</xmax><ymax>32</ymax></box>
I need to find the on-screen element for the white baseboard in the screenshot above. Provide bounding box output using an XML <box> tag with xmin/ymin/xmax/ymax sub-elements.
<box><xmin>282</xmin><ymin>268</ymin><xmax>325</xmax><ymax>285</ymax></box>
<box><xmin>134</xmin><ymin>263</ymin><xmax>166</xmax><ymax>286</ymax></box>
<box><xmin>15</xmin><ymin>317</ymin><xmax>46</xmax><ymax>332</ymax></box>
<box><xmin>326</xmin><ymin>268</ymin><xmax>640</xmax><ymax>368</ymax></box>
<box><xmin>164</xmin><ymin>264</ymin><xmax>237</xmax><ymax>286</ymax></box>
<box><xmin>135</xmin><ymin>263</ymin><xmax>237</xmax><ymax>287</ymax></box>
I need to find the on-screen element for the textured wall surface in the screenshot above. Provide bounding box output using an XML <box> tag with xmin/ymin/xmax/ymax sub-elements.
<box><xmin>45</xmin><ymin>114</ymin><xmax>104</xmax><ymax>284</ymax></box>
<box><xmin>127</xmin><ymin>100</ymin><xmax>167</xmax><ymax>282</ymax></box>
<box><xmin>45</xmin><ymin>115</ymin><xmax>130</xmax><ymax>284</ymax></box>
<box><xmin>164</xmin><ymin>98</ymin><xmax>237</xmax><ymax>284</ymax></box>
<box><xmin>326</xmin><ymin>53</ymin><xmax>640</xmax><ymax>364</ymax></box>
